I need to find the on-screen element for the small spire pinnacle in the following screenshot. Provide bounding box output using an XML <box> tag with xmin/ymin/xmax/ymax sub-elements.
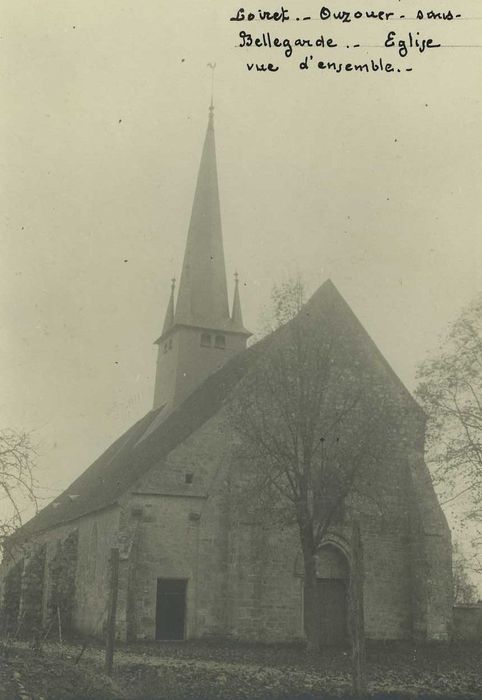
<box><xmin>207</xmin><ymin>62</ymin><xmax>216</xmax><ymax>117</ymax></box>
<box><xmin>231</xmin><ymin>270</ymin><xmax>249</xmax><ymax>334</ymax></box>
<box><xmin>159</xmin><ymin>276</ymin><xmax>176</xmax><ymax>338</ymax></box>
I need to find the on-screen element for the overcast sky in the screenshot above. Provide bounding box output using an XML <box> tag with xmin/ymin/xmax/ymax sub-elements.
<box><xmin>1</xmin><ymin>1</ymin><xmax>481</xmax><ymax>524</ymax></box>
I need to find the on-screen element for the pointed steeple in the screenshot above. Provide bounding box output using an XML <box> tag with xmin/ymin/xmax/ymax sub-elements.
<box><xmin>152</xmin><ymin>104</ymin><xmax>251</xmax><ymax>413</ymax></box>
<box><xmin>161</xmin><ymin>277</ymin><xmax>176</xmax><ymax>337</ymax></box>
<box><xmin>231</xmin><ymin>271</ymin><xmax>250</xmax><ymax>334</ymax></box>
<box><xmin>174</xmin><ymin>104</ymin><xmax>230</xmax><ymax>329</ymax></box>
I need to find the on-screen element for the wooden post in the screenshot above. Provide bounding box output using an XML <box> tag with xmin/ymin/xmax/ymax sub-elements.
<box><xmin>57</xmin><ymin>606</ymin><xmax>63</xmax><ymax>656</ymax></box>
<box><xmin>349</xmin><ymin>521</ymin><xmax>367</xmax><ymax>696</ymax></box>
<box><xmin>105</xmin><ymin>547</ymin><xmax>120</xmax><ymax>676</ymax></box>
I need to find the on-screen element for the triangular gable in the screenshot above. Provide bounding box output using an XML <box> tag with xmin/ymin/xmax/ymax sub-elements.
<box><xmin>300</xmin><ymin>280</ymin><xmax>424</xmax><ymax>417</ymax></box>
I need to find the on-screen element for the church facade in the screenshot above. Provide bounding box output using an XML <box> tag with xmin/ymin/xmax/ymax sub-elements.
<box><xmin>0</xmin><ymin>106</ymin><xmax>453</xmax><ymax>644</ymax></box>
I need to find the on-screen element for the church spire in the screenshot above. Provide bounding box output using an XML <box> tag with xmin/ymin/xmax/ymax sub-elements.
<box><xmin>152</xmin><ymin>103</ymin><xmax>251</xmax><ymax>413</ymax></box>
<box><xmin>174</xmin><ymin>103</ymin><xmax>230</xmax><ymax>329</ymax></box>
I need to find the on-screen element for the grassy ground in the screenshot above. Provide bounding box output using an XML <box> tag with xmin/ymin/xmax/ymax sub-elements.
<box><xmin>0</xmin><ymin>642</ymin><xmax>121</xmax><ymax>700</ymax></box>
<box><xmin>1</xmin><ymin>639</ymin><xmax>481</xmax><ymax>699</ymax></box>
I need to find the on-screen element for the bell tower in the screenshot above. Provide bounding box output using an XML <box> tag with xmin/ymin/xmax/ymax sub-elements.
<box><xmin>153</xmin><ymin>104</ymin><xmax>251</xmax><ymax>412</ymax></box>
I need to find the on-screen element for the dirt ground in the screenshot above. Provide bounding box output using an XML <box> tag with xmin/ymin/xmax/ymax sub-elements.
<box><xmin>1</xmin><ymin>639</ymin><xmax>481</xmax><ymax>699</ymax></box>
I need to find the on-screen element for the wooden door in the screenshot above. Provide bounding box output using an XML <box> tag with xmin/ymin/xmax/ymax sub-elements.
<box><xmin>318</xmin><ymin>578</ymin><xmax>348</xmax><ymax>645</ymax></box>
<box><xmin>155</xmin><ymin>579</ymin><xmax>187</xmax><ymax>640</ymax></box>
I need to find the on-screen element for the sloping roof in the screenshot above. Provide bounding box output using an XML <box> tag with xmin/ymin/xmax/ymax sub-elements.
<box><xmin>14</xmin><ymin>340</ymin><xmax>260</xmax><ymax>540</ymax></box>
<box><xmin>14</xmin><ymin>280</ymin><xmax>423</xmax><ymax>540</ymax></box>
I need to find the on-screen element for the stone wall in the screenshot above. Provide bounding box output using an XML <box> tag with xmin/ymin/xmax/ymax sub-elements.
<box><xmin>1</xmin><ymin>558</ymin><xmax>23</xmax><ymax>635</ymax></box>
<box><xmin>405</xmin><ymin>414</ymin><xmax>453</xmax><ymax>641</ymax></box>
<box><xmin>0</xmin><ymin>506</ymin><xmax>120</xmax><ymax>638</ymax></box>
<box><xmin>71</xmin><ymin>507</ymin><xmax>120</xmax><ymax>635</ymax></box>
<box><xmin>21</xmin><ymin>544</ymin><xmax>46</xmax><ymax>634</ymax></box>
<box><xmin>124</xmin><ymin>412</ymin><xmax>304</xmax><ymax>642</ymax></box>
<box><xmin>453</xmin><ymin>605</ymin><xmax>482</xmax><ymax>640</ymax></box>
<box><xmin>48</xmin><ymin>530</ymin><xmax>79</xmax><ymax>633</ymax></box>
<box><xmin>121</xmin><ymin>399</ymin><xmax>451</xmax><ymax>644</ymax></box>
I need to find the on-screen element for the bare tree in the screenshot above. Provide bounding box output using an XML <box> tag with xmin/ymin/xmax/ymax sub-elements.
<box><xmin>416</xmin><ymin>294</ymin><xmax>482</xmax><ymax>572</ymax></box>
<box><xmin>255</xmin><ymin>273</ymin><xmax>306</xmax><ymax>340</ymax></box>
<box><xmin>0</xmin><ymin>429</ymin><xmax>38</xmax><ymax>559</ymax></box>
<box><xmin>227</xmin><ymin>279</ymin><xmax>389</xmax><ymax>656</ymax></box>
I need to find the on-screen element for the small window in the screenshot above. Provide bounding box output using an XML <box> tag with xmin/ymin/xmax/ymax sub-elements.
<box><xmin>200</xmin><ymin>333</ymin><xmax>211</xmax><ymax>347</ymax></box>
<box><xmin>163</xmin><ymin>342</ymin><xmax>169</xmax><ymax>354</ymax></box>
<box><xmin>168</xmin><ymin>338</ymin><xmax>173</xmax><ymax>350</ymax></box>
<box><xmin>214</xmin><ymin>335</ymin><xmax>226</xmax><ymax>349</ymax></box>
<box><xmin>185</xmin><ymin>473</ymin><xmax>194</xmax><ymax>484</ymax></box>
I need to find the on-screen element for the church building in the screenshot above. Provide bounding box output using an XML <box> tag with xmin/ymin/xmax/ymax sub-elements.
<box><xmin>0</xmin><ymin>104</ymin><xmax>453</xmax><ymax>645</ymax></box>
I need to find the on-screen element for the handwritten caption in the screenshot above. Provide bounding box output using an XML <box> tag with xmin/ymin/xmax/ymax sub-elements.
<box><xmin>229</xmin><ymin>4</ymin><xmax>473</xmax><ymax>75</ymax></box>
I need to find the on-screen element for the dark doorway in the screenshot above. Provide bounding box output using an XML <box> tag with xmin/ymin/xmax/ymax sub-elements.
<box><xmin>316</xmin><ymin>545</ymin><xmax>349</xmax><ymax>646</ymax></box>
<box><xmin>155</xmin><ymin>579</ymin><xmax>187</xmax><ymax>640</ymax></box>
<box><xmin>318</xmin><ymin>577</ymin><xmax>348</xmax><ymax>645</ymax></box>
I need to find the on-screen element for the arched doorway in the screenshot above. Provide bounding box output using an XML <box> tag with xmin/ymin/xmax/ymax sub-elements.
<box><xmin>317</xmin><ymin>544</ymin><xmax>349</xmax><ymax>646</ymax></box>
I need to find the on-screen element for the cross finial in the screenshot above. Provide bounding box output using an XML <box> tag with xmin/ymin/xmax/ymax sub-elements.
<box><xmin>171</xmin><ymin>276</ymin><xmax>176</xmax><ymax>292</ymax></box>
<box><xmin>234</xmin><ymin>270</ymin><xmax>239</xmax><ymax>285</ymax></box>
<box><xmin>207</xmin><ymin>62</ymin><xmax>216</xmax><ymax>112</ymax></box>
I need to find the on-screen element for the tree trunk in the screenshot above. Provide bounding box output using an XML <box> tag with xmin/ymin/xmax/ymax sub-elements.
<box><xmin>303</xmin><ymin>550</ymin><xmax>321</xmax><ymax>652</ymax></box>
<box><xmin>349</xmin><ymin>521</ymin><xmax>367</xmax><ymax>696</ymax></box>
